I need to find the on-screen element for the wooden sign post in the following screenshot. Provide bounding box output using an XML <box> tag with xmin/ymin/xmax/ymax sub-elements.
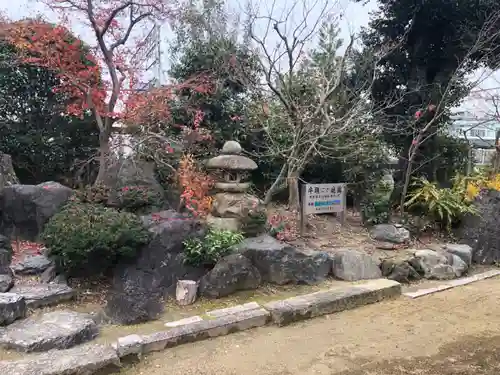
<box><xmin>300</xmin><ymin>183</ymin><xmax>347</xmax><ymax>235</ymax></box>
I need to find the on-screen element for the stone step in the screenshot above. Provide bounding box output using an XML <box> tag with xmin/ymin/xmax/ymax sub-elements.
<box><xmin>263</xmin><ymin>278</ymin><xmax>401</xmax><ymax>326</ymax></box>
<box><xmin>9</xmin><ymin>284</ymin><xmax>75</xmax><ymax>308</ymax></box>
<box><xmin>0</xmin><ymin>310</ymin><xmax>99</xmax><ymax>352</ymax></box>
<box><xmin>0</xmin><ymin>343</ymin><xmax>120</xmax><ymax>375</ymax></box>
<box><xmin>0</xmin><ymin>293</ymin><xmax>26</xmax><ymax>326</ymax></box>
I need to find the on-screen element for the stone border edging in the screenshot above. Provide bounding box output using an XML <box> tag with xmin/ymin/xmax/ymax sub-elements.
<box><xmin>403</xmin><ymin>269</ymin><xmax>500</xmax><ymax>299</ymax></box>
<box><xmin>0</xmin><ymin>279</ymin><xmax>401</xmax><ymax>375</ymax></box>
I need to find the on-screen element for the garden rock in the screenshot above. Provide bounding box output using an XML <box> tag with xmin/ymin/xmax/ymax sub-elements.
<box><xmin>0</xmin><ymin>182</ymin><xmax>73</xmax><ymax>241</ymax></box>
<box><xmin>0</xmin><ymin>235</ymin><xmax>13</xmax><ymax>268</ymax></box>
<box><xmin>380</xmin><ymin>256</ymin><xmax>421</xmax><ymax>284</ymax></box>
<box><xmin>0</xmin><ymin>153</ymin><xmax>19</xmax><ymax>190</ymax></box>
<box><xmin>410</xmin><ymin>249</ymin><xmax>467</xmax><ymax>280</ymax></box>
<box><xmin>39</xmin><ymin>264</ymin><xmax>57</xmax><ymax>283</ymax></box>
<box><xmin>200</xmin><ymin>254</ymin><xmax>262</xmax><ymax>298</ymax></box>
<box><xmin>370</xmin><ymin>224</ymin><xmax>410</xmax><ymax>244</ymax></box>
<box><xmin>233</xmin><ymin>235</ymin><xmax>331</xmax><ymax>285</ymax></box>
<box><xmin>331</xmin><ymin>249</ymin><xmax>382</xmax><ymax>281</ymax></box>
<box><xmin>106</xmin><ymin>210</ymin><xmax>207</xmax><ymax>325</ymax></box>
<box><xmin>0</xmin><ymin>293</ymin><xmax>26</xmax><ymax>325</ymax></box>
<box><xmin>10</xmin><ymin>283</ymin><xmax>75</xmax><ymax>308</ymax></box>
<box><xmin>443</xmin><ymin>243</ymin><xmax>473</xmax><ymax>266</ymax></box>
<box><xmin>458</xmin><ymin>190</ymin><xmax>500</xmax><ymax>264</ymax></box>
<box><xmin>0</xmin><ymin>310</ymin><xmax>99</xmax><ymax>352</ymax></box>
<box><xmin>0</xmin><ymin>344</ymin><xmax>120</xmax><ymax>375</ymax></box>
<box><xmin>0</xmin><ymin>269</ymin><xmax>14</xmax><ymax>292</ymax></box>
<box><xmin>11</xmin><ymin>254</ymin><xmax>52</xmax><ymax>275</ymax></box>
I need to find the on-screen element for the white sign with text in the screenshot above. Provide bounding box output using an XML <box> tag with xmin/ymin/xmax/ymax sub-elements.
<box><xmin>303</xmin><ymin>183</ymin><xmax>346</xmax><ymax>215</ymax></box>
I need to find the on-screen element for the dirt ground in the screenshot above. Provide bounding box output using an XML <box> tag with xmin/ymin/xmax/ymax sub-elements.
<box><xmin>118</xmin><ymin>277</ymin><xmax>500</xmax><ymax>375</ymax></box>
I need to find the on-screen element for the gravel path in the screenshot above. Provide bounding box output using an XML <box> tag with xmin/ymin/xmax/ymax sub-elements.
<box><xmin>119</xmin><ymin>277</ymin><xmax>500</xmax><ymax>375</ymax></box>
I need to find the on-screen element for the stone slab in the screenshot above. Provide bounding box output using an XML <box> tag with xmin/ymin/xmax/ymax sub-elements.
<box><xmin>11</xmin><ymin>254</ymin><xmax>52</xmax><ymax>275</ymax></box>
<box><xmin>0</xmin><ymin>293</ymin><xmax>26</xmax><ymax>326</ymax></box>
<box><xmin>142</xmin><ymin>307</ymin><xmax>270</xmax><ymax>354</ymax></box>
<box><xmin>112</xmin><ymin>334</ymin><xmax>144</xmax><ymax>358</ymax></box>
<box><xmin>0</xmin><ymin>310</ymin><xmax>99</xmax><ymax>352</ymax></box>
<box><xmin>0</xmin><ymin>344</ymin><xmax>120</xmax><ymax>375</ymax></box>
<box><xmin>206</xmin><ymin>302</ymin><xmax>261</xmax><ymax>319</ymax></box>
<box><xmin>10</xmin><ymin>284</ymin><xmax>75</xmax><ymax>308</ymax></box>
<box><xmin>165</xmin><ymin>315</ymin><xmax>203</xmax><ymax>327</ymax></box>
<box><xmin>264</xmin><ymin>279</ymin><xmax>401</xmax><ymax>326</ymax></box>
<box><xmin>403</xmin><ymin>269</ymin><xmax>500</xmax><ymax>299</ymax></box>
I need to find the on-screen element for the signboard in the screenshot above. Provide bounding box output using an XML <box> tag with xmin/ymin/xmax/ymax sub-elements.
<box><xmin>302</xmin><ymin>183</ymin><xmax>346</xmax><ymax>215</ymax></box>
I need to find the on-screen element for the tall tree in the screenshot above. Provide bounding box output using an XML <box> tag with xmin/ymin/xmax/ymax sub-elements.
<box><xmin>0</xmin><ymin>33</ymin><xmax>99</xmax><ymax>185</ymax></box>
<box><xmin>358</xmin><ymin>0</ymin><xmax>500</xmax><ymax>208</ymax></box>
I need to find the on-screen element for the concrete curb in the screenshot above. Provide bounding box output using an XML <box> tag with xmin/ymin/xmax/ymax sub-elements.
<box><xmin>0</xmin><ymin>278</ymin><xmax>401</xmax><ymax>375</ymax></box>
<box><xmin>403</xmin><ymin>269</ymin><xmax>500</xmax><ymax>299</ymax></box>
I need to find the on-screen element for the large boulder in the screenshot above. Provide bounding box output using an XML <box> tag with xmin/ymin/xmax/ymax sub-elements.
<box><xmin>233</xmin><ymin>235</ymin><xmax>331</xmax><ymax>285</ymax></box>
<box><xmin>380</xmin><ymin>250</ymin><xmax>421</xmax><ymax>284</ymax></box>
<box><xmin>11</xmin><ymin>253</ymin><xmax>52</xmax><ymax>275</ymax></box>
<box><xmin>105</xmin><ymin>210</ymin><xmax>207</xmax><ymax>325</ymax></box>
<box><xmin>458</xmin><ymin>190</ymin><xmax>500</xmax><ymax>264</ymax></box>
<box><xmin>370</xmin><ymin>224</ymin><xmax>410</xmax><ymax>244</ymax></box>
<box><xmin>410</xmin><ymin>249</ymin><xmax>467</xmax><ymax>280</ymax></box>
<box><xmin>331</xmin><ymin>249</ymin><xmax>382</xmax><ymax>281</ymax></box>
<box><xmin>199</xmin><ymin>253</ymin><xmax>262</xmax><ymax>298</ymax></box>
<box><xmin>0</xmin><ymin>153</ymin><xmax>19</xmax><ymax>190</ymax></box>
<box><xmin>105</xmin><ymin>158</ymin><xmax>167</xmax><ymax>213</ymax></box>
<box><xmin>0</xmin><ymin>293</ymin><xmax>26</xmax><ymax>326</ymax></box>
<box><xmin>0</xmin><ymin>182</ymin><xmax>73</xmax><ymax>241</ymax></box>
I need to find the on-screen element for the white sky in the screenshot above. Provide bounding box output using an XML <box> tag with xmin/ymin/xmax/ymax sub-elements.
<box><xmin>1</xmin><ymin>0</ymin><xmax>499</xmax><ymax>117</ymax></box>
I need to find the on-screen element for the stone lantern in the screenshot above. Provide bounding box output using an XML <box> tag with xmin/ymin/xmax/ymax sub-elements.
<box><xmin>206</xmin><ymin>141</ymin><xmax>263</xmax><ymax>231</ymax></box>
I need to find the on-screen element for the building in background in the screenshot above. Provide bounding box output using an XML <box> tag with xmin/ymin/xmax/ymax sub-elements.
<box><xmin>449</xmin><ymin>110</ymin><xmax>500</xmax><ymax>165</ymax></box>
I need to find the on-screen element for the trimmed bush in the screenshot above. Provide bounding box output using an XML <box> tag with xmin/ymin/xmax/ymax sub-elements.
<box><xmin>41</xmin><ymin>202</ymin><xmax>151</xmax><ymax>276</ymax></box>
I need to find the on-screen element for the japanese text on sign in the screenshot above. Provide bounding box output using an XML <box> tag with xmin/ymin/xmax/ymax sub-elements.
<box><xmin>303</xmin><ymin>183</ymin><xmax>346</xmax><ymax>215</ymax></box>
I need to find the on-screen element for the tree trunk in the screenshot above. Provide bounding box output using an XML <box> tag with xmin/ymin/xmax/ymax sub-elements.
<box><xmin>264</xmin><ymin>163</ymin><xmax>288</xmax><ymax>205</ymax></box>
<box><xmin>288</xmin><ymin>169</ymin><xmax>301</xmax><ymax>212</ymax></box>
<box><xmin>400</xmin><ymin>146</ymin><xmax>417</xmax><ymax>216</ymax></box>
<box><xmin>94</xmin><ymin>133</ymin><xmax>111</xmax><ymax>185</ymax></box>
<box><xmin>176</xmin><ymin>280</ymin><xmax>198</xmax><ymax>306</ymax></box>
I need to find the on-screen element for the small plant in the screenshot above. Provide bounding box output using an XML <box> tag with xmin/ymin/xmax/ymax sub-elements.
<box><xmin>41</xmin><ymin>202</ymin><xmax>151</xmax><ymax>276</ymax></box>
<box><xmin>116</xmin><ymin>185</ymin><xmax>162</xmax><ymax>212</ymax></box>
<box><xmin>405</xmin><ymin>177</ymin><xmax>476</xmax><ymax>230</ymax></box>
<box><xmin>183</xmin><ymin>229</ymin><xmax>244</xmax><ymax>266</ymax></box>
<box><xmin>267</xmin><ymin>212</ymin><xmax>298</xmax><ymax>241</ymax></box>
<box><xmin>241</xmin><ymin>210</ymin><xmax>268</xmax><ymax>236</ymax></box>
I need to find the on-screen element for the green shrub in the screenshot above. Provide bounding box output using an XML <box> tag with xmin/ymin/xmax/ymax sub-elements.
<box><xmin>240</xmin><ymin>210</ymin><xmax>267</xmax><ymax>237</ymax></box>
<box><xmin>361</xmin><ymin>180</ymin><xmax>392</xmax><ymax>226</ymax></box>
<box><xmin>73</xmin><ymin>183</ymin><xmax>112</xmax><ymax>205</ymax></box>
<box><xmin>41</xmin><ymin>202</ymin><xmax>151</xmax><ymax>276</ymax></box>
<box><xmin>116</xmin><ymin>185</ymin><xmax>163</xmax><ymax>212</ymax></box>
<box><xmin>183</xmin><ymin>229</ymin><xmax>244</xmax><ymax>267</ymax></box>
<box><xmin>404</xmin><ymin>177</ymin><xmax>477</xmax><ymax>230</ymax></box>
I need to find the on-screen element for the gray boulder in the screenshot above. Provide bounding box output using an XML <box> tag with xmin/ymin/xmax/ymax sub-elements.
<box><xmin>0</xmin><ymin>235</ymin><xmax>13</xmax><ymax>268</ymax></box>
<box><xmin>0</xmin><ymin>310</ymin><xmax>99</xmax><ymax>352</ymax></box>
<box><xmin>443</xmin><ymin>243</ymin><xmax>473</xmax><ymax>266</ymax></box>
<box><xmin>200</xmin><ymin>254</ymin><xmax>262</xmax><ymax>298</ymax></box>
<box><xmin>381</xmin><ymin>259</ymin><xmax>421</xmax><ymax>284</ymax></box>
<box><xmin>331</xmin><ymin>249</ymin><xmax>382</xmax><ymax>281</ymax></box>
<box><xmin>370</xmin><ymin>224</ymin><xmax>410</xmax><ymax>244</ymax></box>
<box><xmin>0</xmin><ymin>182</ymin><xmax>73</xmax><ymax>241</ymax></box>
<box><xmin>105</xmin><ymin>210</ymin><xmax>207</xmax><ymax>325</ymax></box>
<box><xmin>0</xmin><ymin>269</ymin><xmax>14</xmax><ymax>292</ymax></box>
<box><xmin>233</xmin><ymin>235</ymin><xmax>331</xmax><ymax>285</ymax></box>
<box><xmin>410</xmin><ymin>249</ymin><xmax>467</xmax><ymax>280</ymax></box>
<box><xmin>11</xmin><ymin>254</ymin><xmax>52</xmax><ymax>275</ymax></box>
<box><xmin>10</xmin><ymin>283</ymin><xmax>76</xmax><ymax>308</ymax></box>
<box><xmin>0</xmin><ymin>293</ymin><xmax>26</xmax><ymax>326</ymax></box>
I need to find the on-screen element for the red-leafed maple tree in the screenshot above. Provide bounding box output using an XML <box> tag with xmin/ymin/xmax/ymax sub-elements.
<box><xmin>5</xmin><ymin>0</ymin><xmax>212</xmax><ymax>184</ymax></box>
